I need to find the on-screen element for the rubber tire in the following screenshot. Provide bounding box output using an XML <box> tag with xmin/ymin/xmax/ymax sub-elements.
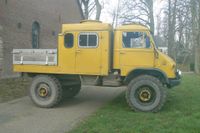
<box><xmin>126</xmin><ymin>75</ymin><xmax>167</xmax><ymax>112</ymax></box>
<box><xmin>29</xmin><ymin>75</ymin><xmax>62</xmax><ymax>108</ymax></box>
<box><xmin>62</xmin><ymin>84</ymin><xmax>81</xmax><ymax>99</ymax></box>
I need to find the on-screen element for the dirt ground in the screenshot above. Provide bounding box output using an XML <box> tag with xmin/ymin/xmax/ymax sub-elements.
<box><xmin>0</xmin><ymin>78</ymin><xmax>31</xmax><ymax>103</ymax></box>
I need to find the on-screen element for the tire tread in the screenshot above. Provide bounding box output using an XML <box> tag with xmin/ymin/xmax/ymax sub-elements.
<box><xmin>126</xmin><ymin>75</ymin><xmax>167</xmax><ymax>112</ymax></box>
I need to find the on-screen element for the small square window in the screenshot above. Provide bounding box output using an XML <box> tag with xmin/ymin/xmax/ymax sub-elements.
<box><xmin>79</xmin><ymin>35</ymin><xmax>87</xmax><ymax>47</ymax></box>
<box><xmin>78</xmin><ymin>33</ymin><xmax>98</xmax><ymax>48</ymax></box>
<box><xmin>88</xmin><ymin>35</ymin><xmax>97</xmax><ymax>47</ymax></box>
<box><xmin>64</xmin><ymin>33</ymin><xmax>74</xmax><ymax>48</ymax></box>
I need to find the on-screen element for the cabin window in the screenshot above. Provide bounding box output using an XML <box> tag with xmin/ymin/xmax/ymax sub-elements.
<box><xmin>79</xmin><ymin>33</ymin><xmax>98</xmax><ymax>48</ymax></box>
<box><xmin>122</xmin><ymin>32</ymin><xmax>150</xmax><ymax>48</ymax></box>
<box><xmin>64</xmin><ymin>33</ymin><xmax>74</xmax><ymax>48</ymax></box>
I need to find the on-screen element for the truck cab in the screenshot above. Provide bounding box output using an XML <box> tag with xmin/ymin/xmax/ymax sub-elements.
<box><xmin>13</xmin><ymin>20</ymin><xmax>181</xmax><ymax>112</ymax></box>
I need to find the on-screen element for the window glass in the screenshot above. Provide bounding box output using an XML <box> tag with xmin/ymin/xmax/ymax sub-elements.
<box><xmin>64</xmin><ymin>33</ymin><xmax>74</xmax><ymax>48</ymax></box>
<box><xmin>79</xmin><ymin>34</ymin><xmax>87</xmax><ymax>46</ymax></box>
<box><xmin>122</xmin><ymin>32</ymin><xmax>150</xmax><ymax>48</ymax></box>
<box><xmin>88</xmin><ymin>35</ymin><xmax>97</xmax><ymax>46</ymax></box>
<box><xmin>79</xmin><ymin>33</ymin><xmax>98</xmax><ymax>48</ymax></box>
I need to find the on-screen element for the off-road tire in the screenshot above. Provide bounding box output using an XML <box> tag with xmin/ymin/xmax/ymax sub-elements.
<box><xmin>29</xmin><ymin>75</ymin><xmax>62</xmax><ymax>108</ymax></box>
<box><xmin>62</xmin><ymin>84</ymin><xmax>81</xmax><ymax>99</ymax></box>
<box><xmin>126</xmin><ymin>75</ymin><xmax>167</xmax><ymax>112</ymax></box>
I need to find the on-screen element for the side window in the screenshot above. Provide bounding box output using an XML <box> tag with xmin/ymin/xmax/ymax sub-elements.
<box><xmin>88</xmin><ymin>35</ymin><xmax>97</xmax><ymax>47</ymax></box>
<box><xmin>79</xmin><ymin>33</ymin><xmax>98</xmax><ymax>48</ymax></box>
<box><xmin>79</xmin><ymin>34</ymin><xmax>87</xmax><ymax>47</ymax></box>
<box><xmin>122</xmin><ymin>32</ymin><xmax>151</xmax><ymax>48</ymax></box>
<box><xmin>64</xmin><ymin>33</ymin><xmax>74</xmax><ymax>48</ymax></box>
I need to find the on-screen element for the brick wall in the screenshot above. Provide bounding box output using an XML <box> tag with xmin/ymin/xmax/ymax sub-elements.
<box><xmin>0</xmin><ymin>0</ymin><xmax>83</xmax><ymax>78</ymax></box>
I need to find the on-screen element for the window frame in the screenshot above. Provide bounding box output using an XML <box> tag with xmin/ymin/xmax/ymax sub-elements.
<box><xmin>78</xmin><ymin>32</ymin><xmax>99</xmax><ymax>48</ymax></box>
<box><xmin>122</xmin><ymin>31</ymin><xmax>151</xmax><ymax>49</ymax></box>
<box><xmin>64</xmin><ymin>33</ymin><xmax>74</xmax><ymax>48</ymax></box>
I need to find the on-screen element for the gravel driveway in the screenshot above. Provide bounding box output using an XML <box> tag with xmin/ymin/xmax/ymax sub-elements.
<box><xmin>0</xmin><ymin>85</ymin><xmax>125</xmax><ymax>133</ymax></box>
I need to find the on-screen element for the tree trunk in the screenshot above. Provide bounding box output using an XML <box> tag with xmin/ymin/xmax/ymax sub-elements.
<box><xmin>82</xmin><ymin>0</ymin><xmax>89</xmax><ymax>19</ymax></box>
<box><xmin>191</xmin><ymin>0</ymin><xmax>200</xmax><ymax>74</ymax></box>
<box><xmin>95</xmin><ymin>0</ymin><xmax>102</xmax><ymax>20</ymax></box>
<box><xmin>147</xmin><ymin>0</ymin><xmax>154</xmax><ymax>34</ymax></box>
<box><xmin>194</xmin><ymin>46</ymin><xmax>200</xmax><ymax>74</ymax></box>
<box><xmin>167</xmin><ymin>0</ymin><xmax>172</xmax><ymax>56</ymax></box>
<box><xmin>167</xmin><ymin>0</ymin><xmax>177</xmax><ymax>59</ymax></box>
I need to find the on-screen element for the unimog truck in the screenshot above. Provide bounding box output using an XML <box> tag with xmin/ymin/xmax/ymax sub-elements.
<box><xmin>13</xmin><ymin>20</ymin><xmax>181</xmax><ymax>112</ymax></box>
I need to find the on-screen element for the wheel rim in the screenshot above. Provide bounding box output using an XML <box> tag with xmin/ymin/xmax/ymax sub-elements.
<box><xmin>139</xmin><ymin>89</ymin><xmax>151</xmax><ymax>102</ymax></box>
<box><xmin>135</xmin><ymin>85</ymin><xmax>156</xmax><ymax>105</ymax></box>
<box><xmin>36</xmin><ymin>83</ymin><xmax>51</xmax><ymax>99</ymax></box>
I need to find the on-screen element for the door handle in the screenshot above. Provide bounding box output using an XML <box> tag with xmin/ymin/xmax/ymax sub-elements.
<box><xmin>119</xmin><ymin>51</ymin><xmax>125</xmax><ymax>54</ymax></box>
<box><xmin>76</xmin><ymin>50</ymin><xmax>81</xmax><ymax>53</ymax></box>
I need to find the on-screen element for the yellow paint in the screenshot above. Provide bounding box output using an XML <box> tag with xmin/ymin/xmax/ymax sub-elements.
<box><xmin>14</xmin><ymin>20</ymin><xmax>176</xmax><ymax>79</ymax></box>
<box><xmin>113</xmin><ymin>24</ymin><xmax>176</xmax><ymax>78</ymax></box>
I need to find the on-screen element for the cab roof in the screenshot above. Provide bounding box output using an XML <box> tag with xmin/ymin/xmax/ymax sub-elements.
<box><xmin>62</xmin><ymin>20</ymin><xmax>149</xmax><ymax>33</ymax></box>
<box><xmin>62</xmin><ymin>20</ymin><xmax>112</xmax><ymax>33</ymax></box>
<box><xmin>116</xmin><ymin>23</ymin><xmax>149</xmax><ymax>31</ymax></box>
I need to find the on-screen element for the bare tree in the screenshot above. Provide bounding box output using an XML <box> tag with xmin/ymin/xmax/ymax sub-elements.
<box><xmin>165</xmin><ymin>0</ymin><xmax>178</xmax><ymax>58</ymax></box>
<box><xmin>94</xmin><ymin>0</ymin><xmax>102</xmax><ymax>20</ymax></box>
<box><xmin>79</xmin><ymin>0</ymin><xmax>102</xmax><ymax>20</ymax></box>
<box><xmin>159</xmin><ymin>0</ymin><xmax>200</xmax><ymax>72</ymax></box>
<box><xmin>108</xmin><ymin>0</ymin><xmax>121</xmax><ymax>27</ymax></box>
<box><xmin>119</xmin><ymin>0</ymin><xmax>155</xmax><ymax>34</ymax></box>
<box><xmin>191</xmin><ymin>0</ymin><xmax>200</xmax><ymax>74</ymax></box>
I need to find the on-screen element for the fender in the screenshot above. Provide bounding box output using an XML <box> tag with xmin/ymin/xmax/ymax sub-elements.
<box><xmin>124</xmin><ymin>68</ymin><xmax>169</xmax><ymax>85</ymax></box>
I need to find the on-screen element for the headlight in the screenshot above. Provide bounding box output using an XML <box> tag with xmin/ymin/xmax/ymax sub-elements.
<box><xmin>177</xmin><ymin>69</ymin><xmax>182</xmax><ymax>76</ymax></box>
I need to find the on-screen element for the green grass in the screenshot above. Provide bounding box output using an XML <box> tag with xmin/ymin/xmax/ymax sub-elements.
<box><xmin>69</xmin><ymin>74</ymin><xmax>200</xmax><ymax>133</ymax></box>
<box><xmin>0</xmin><ymin>78</ymin><xmax>30</xmax><ymax>103</ymax></box>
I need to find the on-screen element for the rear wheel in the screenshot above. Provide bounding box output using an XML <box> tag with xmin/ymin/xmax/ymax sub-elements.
<box><xmin>126</xmin><ymin>75</ymin><xmax>166</xmax><ymax>112</ymax></box>
<box><xmin>29</xmin><ymin>75</ymin><xmax>62</xmax><ymax>108</ymax></box>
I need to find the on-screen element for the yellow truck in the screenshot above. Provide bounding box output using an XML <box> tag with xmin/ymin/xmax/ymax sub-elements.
<box><xmin>13</xmin><ymin>20</ymin><xmax>181</xmax><ymax>112</ymax></box>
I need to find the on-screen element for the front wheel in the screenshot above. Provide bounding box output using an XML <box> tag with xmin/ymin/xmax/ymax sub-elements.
<box><xmin>126</xmin><ymin>75</ymin><xmax>167</xmax><ymax>112</ymax></box>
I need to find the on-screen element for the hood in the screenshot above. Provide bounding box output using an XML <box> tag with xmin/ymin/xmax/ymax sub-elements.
<box><xmin>157</xmin><ymin>50</ymin><xmax>176</xmax><ymax>67</ymax></box>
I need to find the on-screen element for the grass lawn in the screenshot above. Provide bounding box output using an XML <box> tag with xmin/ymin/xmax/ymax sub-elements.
<box><xmin>69</xmin><ymin>74</ymin><xmax>200</xmax><ymax>133</ymax></box>
<box><xmin>0</xmin><ymin>78</ymin><xmax>30</xmax><ymax>103</ymax></box>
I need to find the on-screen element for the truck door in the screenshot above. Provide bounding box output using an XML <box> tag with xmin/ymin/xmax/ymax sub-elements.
<box><xmin>119</xmin><ymin>31</ymin><xmax>154</xmax><ymax>74</ymax></box>
<box><xmin>75</xmin><ymin>32</ymin><xmax>101</xmax><ymax>75</ymax></box>
<box><xmin>60</xmin><ymin>32</ymin><xmax>76</xmax><ymax>73</ymax></box>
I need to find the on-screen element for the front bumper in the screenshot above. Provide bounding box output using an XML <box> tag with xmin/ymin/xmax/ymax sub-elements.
<box><xmin>167</xmin><ymin>69</ymin><xmax>182</xmax><ymax>88</ymax></box>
